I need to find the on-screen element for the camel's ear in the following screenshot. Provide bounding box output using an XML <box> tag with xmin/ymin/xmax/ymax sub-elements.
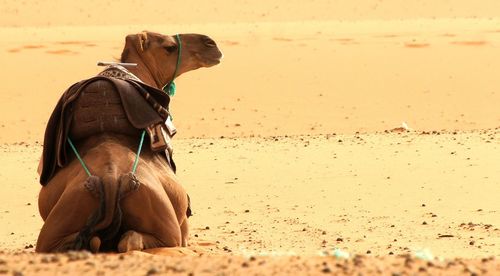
<box><xmin>138</xmin><ymin>32</ymin><xmax>149</xmax><ymax>51</ymax></box>
<box><xmin>124</xmin><ymin>33</ymin><xmax>147</xmax><ymax>52</ymax></box>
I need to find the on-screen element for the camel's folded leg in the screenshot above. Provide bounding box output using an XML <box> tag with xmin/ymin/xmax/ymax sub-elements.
<box><xmin>37</xmin><ymin>232</ymin><xmax>101</xmax><ymax>253</ymax></box>
<box><xmin>119</xmin><ymin>178</ymin><xmax>183</xmax><ymax>252</ymax></box>
<box><xmin>117</xmin><ymin>219</ymin><xmax>187</xmax><ymax>253</ymax></box>
<box><xmin>36</xmin><ymin>183</ymin><xmax>98</xmax><ymax>253</ymax></box>
<box><xmin>39</xmin><ymin>232</ymin><xmax>79</xmax><ymax>252</ymax></box>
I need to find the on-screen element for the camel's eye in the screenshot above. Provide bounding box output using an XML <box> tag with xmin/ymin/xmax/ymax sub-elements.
<box><xmin>165</xmin><ymin>45</ymin><xmax>178</xmax><ymax>53</ymax></box>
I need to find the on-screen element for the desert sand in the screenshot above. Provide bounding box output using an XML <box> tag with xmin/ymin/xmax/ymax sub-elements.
<box><xmin>0</xmin><ymin>1</ymin><xmax>499</xmax><ymax>275</ymax></box>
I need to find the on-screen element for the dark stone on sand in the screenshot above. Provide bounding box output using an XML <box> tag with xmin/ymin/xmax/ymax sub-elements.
<box><xmin>146</xmin><ymin>267</ymin><xmax>159</xmax><ymax>275</ymax></box>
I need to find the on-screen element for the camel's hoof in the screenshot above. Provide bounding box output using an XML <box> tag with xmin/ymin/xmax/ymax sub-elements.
<box><xmin>118</xmin><ymin>231</ymin><xmax>143</xmax><ymax>253</ymax></box>
<box><xmin>89</xmin><ymin>236</ymin><xmax>101</xmax><ymax>253</ymax></box>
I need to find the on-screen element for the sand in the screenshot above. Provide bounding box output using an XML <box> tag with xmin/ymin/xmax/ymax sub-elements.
<box><xmin>0</xmin><ymin>1</ymin><xmax>499</xmax><ymax>275</ymax></box>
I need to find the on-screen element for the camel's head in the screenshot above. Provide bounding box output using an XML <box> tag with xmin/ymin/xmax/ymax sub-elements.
<box><xmin>121</xmin><ymin>31</ymin><xmax>223</xmax><ymax>88</ymax></box>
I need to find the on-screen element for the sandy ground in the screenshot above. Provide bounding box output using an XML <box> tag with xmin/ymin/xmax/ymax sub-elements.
<box><xmin>1</xmin><ymin>131</ymin><xmax>499</xmax><ymax>274</ymax></box>
<box><xmin>1</xmin><ymin>1</ymin><xmax>500</xmax><ymax>275</ymax></box>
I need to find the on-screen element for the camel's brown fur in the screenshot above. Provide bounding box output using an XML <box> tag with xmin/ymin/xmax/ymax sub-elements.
<box><xmin>121</xmin><ymin>31</ymin><xmax>222</xmax><ymax>89</ymax></box>
<box><xmin>36</xmin><ymin>32</ymin><xmax>222</xmax><ymax>253</ymax></box>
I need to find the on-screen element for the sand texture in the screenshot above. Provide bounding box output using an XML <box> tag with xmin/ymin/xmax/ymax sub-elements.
<box><xmin>0</xmin><ymin>1</ymin><xmax>499</xmax><ymax>275</ymax></box>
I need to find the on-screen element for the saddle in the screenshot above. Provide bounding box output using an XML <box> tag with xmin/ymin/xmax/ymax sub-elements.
<box><xmin>40</xmin><ymin>66</ymin><xmax>176</xmax><ymax>185</ymax></box>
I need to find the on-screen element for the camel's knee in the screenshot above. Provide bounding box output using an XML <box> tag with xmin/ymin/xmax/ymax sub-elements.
<box><xmin>162</xmin><ymin>227</ymin><xmax>182</xmax><ymax>247</ymax></box>
<box><xmin>36</xmin><ymin>232</ymin><xmax>79</xmax><ymax>253</ymax></box>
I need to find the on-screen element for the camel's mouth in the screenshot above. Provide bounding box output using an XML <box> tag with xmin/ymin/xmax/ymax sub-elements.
<box><xmin>196</xmin><ymin>51</ymin><xmax>223</xmax><ymax>67</ymax></box>
<box><xmin>205</xmin><ymin>57</ymin><xmax>221</xmax><ymax>66</ymax></box>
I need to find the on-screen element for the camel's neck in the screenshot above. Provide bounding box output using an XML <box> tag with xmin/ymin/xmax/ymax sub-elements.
<box><xmin>121</xmin><ymin>48</ymin><xmax>163</xmax><ymax>89</ymax></box>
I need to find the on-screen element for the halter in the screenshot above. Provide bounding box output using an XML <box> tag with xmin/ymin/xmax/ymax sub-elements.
<box><xmin>163</xmin><ymin>34</ymin><xmax>182</xmax><ymax>96</ymax></box>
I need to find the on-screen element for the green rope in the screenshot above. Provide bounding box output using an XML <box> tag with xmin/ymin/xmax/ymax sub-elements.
<box><xmin>68</xmin><ymin>130</ymin><xmax>146</xmax><ymax>176</ymax></box>
<box><xmin>67</xmin><ymin>137</ymin><xmax>92</xmax><ymax>177</ymax></box>
<box><xmin>163</xmin><ymin>34</ymin><xmax>182</xmax><ymax>96</ymax></box>
<box><xmin>132</xmin><ymin>130</ymin><xmax>146</xmax><ymax>174</ymax></box>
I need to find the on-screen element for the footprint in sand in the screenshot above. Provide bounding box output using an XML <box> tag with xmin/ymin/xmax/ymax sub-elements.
<box><xmin>23</xmin><ymin>45</ymin><xmax>45</xmax><ymax>49</ymax></box>
<box><xmin>451</xmin><ymin>41</ymin><xmax>488</xmax><ymax>46</ymax></box>
<box><xmin>7</xmin><ymin>44</ymin><xmax>46</xmax><ymax>53</ymax></box>
<box><xmin>54</xmin><ymin>41</ymin><xmax>96</xmax><ymax>47</ymax></box>
<box><xmin>329</xmin><ymin>37</ymin><xmax>359</xmax><ymax>45</ymax></box>
<box><xmin>375</xmin><ymin>34</ymin><xmax>402</xmax><ymax>38</ymax></box>
<box><xmin>45</xmin><ymin>49</ymin><xmax>79</xmax><ymax>55</ymax></box>
<box><xmin>333</xmin><ymin>38</ymin><xmax>354</xmax><ymax>42</ymax></box>
<box><xmin>330</xmin><ymin>38</ymin><xmax>358</xmax><ymax>45</ymax></box>
<box><xmin>273</xmin><ymin>37</ymin><xmax>293</xmax><ymax>42</ymax></box>
<box><xmin>404</xmin><ymin>42</ymin><xmax>430</xmax><ymax>48</ymax></box>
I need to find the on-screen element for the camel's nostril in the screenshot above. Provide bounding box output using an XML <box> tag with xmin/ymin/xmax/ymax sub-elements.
<box><xmin>203</xmin><ymin>37</ymin><xmax>217</xmax><ymax>48</ymax></box>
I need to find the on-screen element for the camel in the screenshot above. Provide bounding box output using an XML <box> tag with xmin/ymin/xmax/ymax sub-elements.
<box><xmin>36</xmin><ymin>31</ymin><xmax>222</xmax><ymax>253</ymax></box>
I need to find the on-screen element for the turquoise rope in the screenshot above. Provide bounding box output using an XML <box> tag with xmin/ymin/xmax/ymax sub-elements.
<box><xmin>67</xmin><ymin>137</ymin><xmax>92</xmax><ymax>177</ymax></box>
<box><xmin>67</xmin><ymin>129</ymin><xmax>146</xmax><ymax>176</ymax></box>
<box><xmin>163</xmin><ymin>34</ymin><xmax>182</xmax><ymax>96</ymax></box>
<box><xmin>173</xmin><ymin>33</ymin><xmax>182</xmax><ymax>83</ymax></box>
<box><xmin>132</xmin><ymin>130</ymin><xmax>146</xmax><ymax>174</ymax></box>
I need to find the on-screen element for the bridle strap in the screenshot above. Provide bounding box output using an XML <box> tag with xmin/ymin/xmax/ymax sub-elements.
<box><xmin>163</xmin><ymin>34</ymin><xmax>182</xmax><ymax>96</ymax></box>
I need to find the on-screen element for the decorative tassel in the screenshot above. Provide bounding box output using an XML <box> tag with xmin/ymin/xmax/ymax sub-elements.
<box><xmin>119</xmin><ymin>172</ymin><xmax>141</xmax><ymax>196</ymax></box>
<box><xmin>163</xmin><ymin>82</ymin><xmax>176</xmax><ymax>96</ymax></box>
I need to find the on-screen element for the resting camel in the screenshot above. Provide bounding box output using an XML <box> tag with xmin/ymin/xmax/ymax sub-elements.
<box><xmin>36</xmin><ymin>31</ymin><xmax>222</xmax><ymax>253</ymax></box>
